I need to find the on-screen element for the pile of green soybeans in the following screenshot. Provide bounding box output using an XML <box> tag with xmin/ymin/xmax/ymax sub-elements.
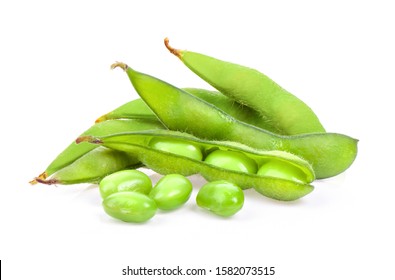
<box><xmin>31</xmin><ymin>38</ymin><xmax>358</xmax><ymax>223</ymax></box>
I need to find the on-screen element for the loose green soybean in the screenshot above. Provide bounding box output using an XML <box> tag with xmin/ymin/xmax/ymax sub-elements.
<box><xmin>165</xmin><ymin>38</ymin><xmax>325</xmax><ymax>135</ymax></box>
<box><xmin>102</xmin><ymin>192</ymin><xmax>157</xmax><ymax>223</ymax></box>
<box><xmin>149</xmin><ymin>174</ymin><xmax>193</xmax><ymax>210</ymax></box>
<box><xmin>111</xmin><ymin>62</ymin><xmax>357</xmax><ymax>179</ymax></box>
<box><xmin>99</xmin><ymin>170</ymin><xmax>152</xmax><ymax>198</ymax></box>
<box><xmin>196</xmin><ymin>180</ymin><xmax>244</xmax><ymax>217</ymax></box>
<box><xmin>78</xmin><ymin>129</ymin><xmax>315</xmax><ymax>201</ymax></box>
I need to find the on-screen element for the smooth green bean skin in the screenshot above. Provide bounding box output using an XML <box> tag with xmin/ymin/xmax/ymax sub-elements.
<box><xmin>97</xmin><ymin>88</ymin><xmax>282</xmax><ymax>134</ymax></box>
<box><xmin>257</xmin><ymin>160</ymin><xmax>307</xmax><ymax>183</ymax></box>
<box><xmin>31</xmin><ymin>118</ymin><xmax>163</xmax><ymax>183</ymax></box>
<box><xmin>99</xmin><ymin>170</ymin><xmax>152</xmax><ymax>198</ymax></box>
<box><xmin>149</xmin><ymin>174</ymin><xmax>193</xmax><ymax>210</ymax></box>
<box><xmin>149</xmin><ymin>137</ymin><xmax>203</xmax><ymax>161</ymax></box>
<box><xmin>165</xmin><ymin>39</ymin><xmax>325</xmax><ymax>135</ymax></box>
<box><xmin>102</xmin><ymin>192</ymin><xmax>157</xmax><ymax>223</ymax></box>
<box><xmin>78</xmin><ymin>130</ymin><xmax>315</xmax><ymax>201</ymax></box>
<box><xmin>113</xmin><ymin>63</ymin><xmax>357</xmax><ymax>179</ymax></box>
<box><xmin>35</xmin><ymin>147</ymin><xmax>140</xmax><ymax>185</ymax></box>
<box><xmin>196</xmin><ymin>180</ymin><xmax>244</xmax><ymax>217</ymax></box>
<box><xmin>204</xmin><ymin>150</ymin><xmax>258</xmax><ymax>174</ymax></box>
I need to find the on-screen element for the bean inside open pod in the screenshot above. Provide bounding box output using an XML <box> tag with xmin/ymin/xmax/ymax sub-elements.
<box><xmin>78</xmin><ymin>130</ymin><xmax>315</xmax><ymax>201</ymax></box>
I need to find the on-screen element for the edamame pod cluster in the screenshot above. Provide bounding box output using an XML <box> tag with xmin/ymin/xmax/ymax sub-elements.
<box><xmin>32</xmin><ymin>38</ymin><xmax>358</xmax><ymax>222</ymax></box>
<box><xmin>112</xmin><ymin>62</ymin><xmax>357</xmax><ymax>179</ymax></box>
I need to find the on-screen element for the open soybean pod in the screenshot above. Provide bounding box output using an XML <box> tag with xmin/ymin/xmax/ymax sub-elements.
<box><xmin>31</xmin><ymin>118</ymin><xmax>164</xmax><ymax>184</ymax></box>
<box><xmin>111</xmin><ymin>63</ymin><xmax>357</xmax><ymax>179</ymax></box>
<box><xmin>164</xmin><ymin>38</ymin><xmax>326</xmax><ymax>135</ymax></box>
<box><xmin>77</xmin><ymin>130</ymin><xmax>315</xmax><ymax>201</ymax></box>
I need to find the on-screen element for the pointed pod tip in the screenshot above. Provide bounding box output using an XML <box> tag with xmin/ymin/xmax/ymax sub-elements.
<box><xmin>95</xmin><ymin>115</ymin><xmax>107</xmax><ymax>123</ymax></box>
<box><xmin>164</xmin><ymin>37</ymin><xmax>182</xmax><ymax>58</ymax></box>
<box><xmin>110</xmin><ymin>61</ymin><xmax>128</xmax><ymax>71</ymax></box>
<box><xmin>29</xmin><ymin>179</ymin><xmax>38</xmax><ymax>185</ymax></box>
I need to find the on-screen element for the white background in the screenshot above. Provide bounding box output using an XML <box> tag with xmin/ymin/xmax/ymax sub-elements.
<box><xmin>1</xmin><ymin>0</ymin><xmax>394</xmax><ymax>279</ymax></box>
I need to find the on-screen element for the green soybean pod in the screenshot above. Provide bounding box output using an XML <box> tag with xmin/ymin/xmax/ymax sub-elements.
<box><xmin>102</xmin><ymin>192</ymin><xmax>157</xmax><ymax>223</ymax></box>
<box><xmin>184</xmin><ymin>88</ymin><xmax>280</xmax><ymax>133</ymax></box>
<box><xmin>97</xmin><ymin>88</ymin><xmax>282</xmax><ymax>134</ymax></box>
<box><xmin>31</xmin><ymin>118</ymin><xmax>163</xmax><ymax>184</ymax></box>
<box><xmin>34</xmin><ymin>147</ymin><xmax>141</xmax><ymax>185</ymax></box>
<box><xmin>165</xmin><ymin>38</ymin><xmax>325</xmax><ymax>135</ymax></box>
<box><xmin>149</xmin><ymin>174</ymin><xmax>193</xmax><ymax>210</ymax></box>
<box><xmin>99</xmin><ymin>170</ymin><xmax>152</xmax><ymax>198</ymax></box>
<box><xmin>111</xmin><ymin>62</ymin><xmax>357</xmax><ymax>179</ymax></box>
<box><xmin>196</xmin><ymin>180</ymin><xmax>244</xmax><ymax>217</ymax></box>
<box><xmin>95</xmin><ymin>98</ymin><xmax>157</xmax><ymax>123</ymax></box>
